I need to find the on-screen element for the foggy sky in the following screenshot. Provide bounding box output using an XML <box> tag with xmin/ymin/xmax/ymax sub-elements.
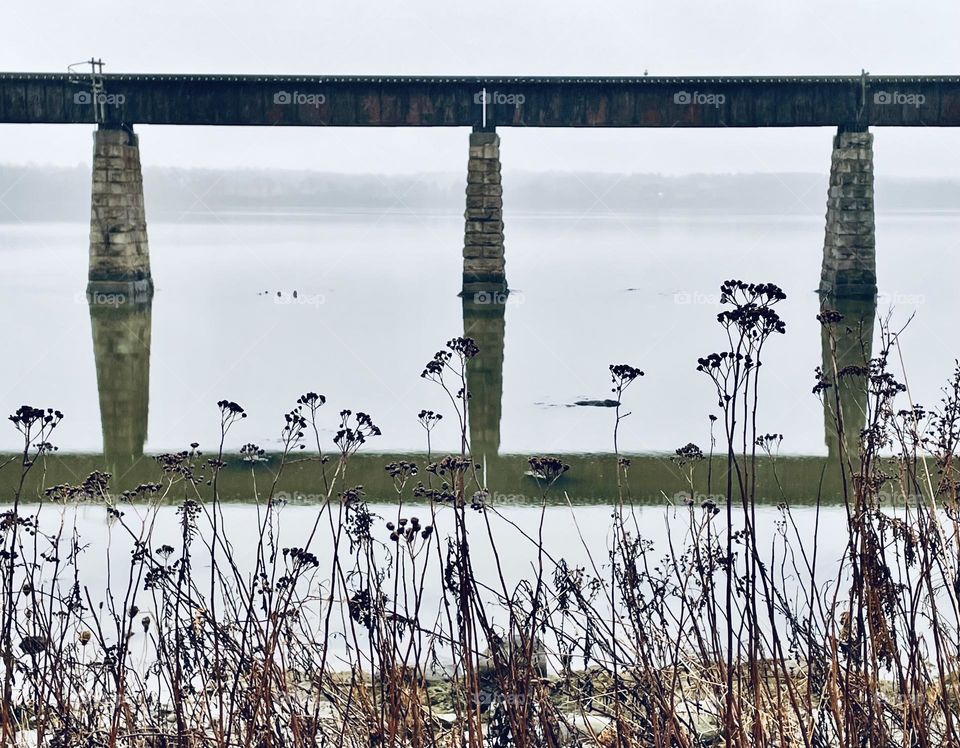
<box><xmin>1</xmin><ymin>0</ymin><xmax>958</xmax><ymax>177</ymax></box>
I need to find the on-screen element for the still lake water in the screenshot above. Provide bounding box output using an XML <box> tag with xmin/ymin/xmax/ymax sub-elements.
<box><xmin>1</xmin><ymin>211</ymin><xmax>956</xmax><ymax>462</ymax></box>
<box><xmin>17</xmin><ymin>500</ymin><xmax>855</xmax><ymax>669</ymax></box>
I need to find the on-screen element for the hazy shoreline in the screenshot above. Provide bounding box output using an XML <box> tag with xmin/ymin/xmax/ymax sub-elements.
<box><xmin>2</xmin><ymin>165</ymin><xmax>959</xmax><ymax>222</ymax></box>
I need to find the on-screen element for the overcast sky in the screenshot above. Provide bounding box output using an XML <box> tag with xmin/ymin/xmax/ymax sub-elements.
<box><xmin>1</xmin><ymin>0</ymin><xmax>958</xmax><ymax>176</ymax></box>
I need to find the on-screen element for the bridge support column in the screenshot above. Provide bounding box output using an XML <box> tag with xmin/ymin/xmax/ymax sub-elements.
<box><xmin>819</xmin><ymin>127</ymin><xmax>876</xmax><ymax>297</ymax></box>
<box><xmin>88</xmin><ymin>125</ymin><xmax>153</xmax><ymax>301</ymax></box>
<box><xmin>463</xmin><ymin>129</ymin><xmax>506</xmax><ymax>297</ymax></box>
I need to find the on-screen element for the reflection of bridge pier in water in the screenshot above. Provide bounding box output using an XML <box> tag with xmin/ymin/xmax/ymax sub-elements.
<box><xmin>48</xmin><ymin>276</ymin><xmax>880</xmax><ymax>503</ymax></box>
<box><xmin>79</xmin><ymin>247</ymin><xmax>873</xmax><ymax>477</ymax></box>
<box><xmin>459</xmin><ymin>285</ymin><xmax>876</xmax><ymax>467</ymax></box>
<box><xmin>820</xmin><ymin>294</ymin><xmax>876</xmax><ymax>461</ymax></box>
<box><xmin>463</xmin><ymin>295</ymin><xmax>506</xmax><ymax>462</ymax></box>
<box><xmin>89</xmin><ymin>295</ymin><xmax>152</xmax><ymax>464</ymax></box>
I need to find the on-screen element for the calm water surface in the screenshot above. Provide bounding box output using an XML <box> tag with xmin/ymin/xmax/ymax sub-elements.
<box><xmin>12</xmin><ymin>500</ymin><xmax>852</xmax><ymax>667</ymax></box>
<box><xmin>0</xmin><ymin>211</ymin><xmax>956</xmax><ymax>461</ymax></box>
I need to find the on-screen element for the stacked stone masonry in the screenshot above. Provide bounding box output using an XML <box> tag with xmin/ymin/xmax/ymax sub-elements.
<box><xmin>89</xmin><ymin>127</ymin><xmax>152</xmax><ymax>295</ymax></box>
<box><xmin>463</xmin><ymin>131</ymin><xmax>506</xmax><ymax>294</ymax></box>
<box><xmin>820</xmin><ymin>129</ymin><xmax>876</xmax><ymax>297</ymax></box>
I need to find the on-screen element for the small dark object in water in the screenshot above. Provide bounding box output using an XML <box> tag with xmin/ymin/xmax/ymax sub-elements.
<box><xmin>573</xmin><ymin>399</ymin><xmax>620</xmax><ymax>408</ymax></box>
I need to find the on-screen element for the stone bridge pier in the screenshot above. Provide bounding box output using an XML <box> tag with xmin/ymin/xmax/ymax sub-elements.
<box><xmin>88</xmin><ymin>124</ymin><xmax>153</xmax><ymax>302</ymax></box>
<box><xmin>820</xmin><ymin>126</ymin><xmax>876</xmax><ymax>297</ymax></box>
<box><xmin>463</xmin><ymin>128</ymin><xmax>506</xmax><ymax>297</ymax></box>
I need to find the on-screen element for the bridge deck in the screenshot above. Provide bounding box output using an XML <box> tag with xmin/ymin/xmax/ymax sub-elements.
<box><xmin>1</xmin><ymin>73</ymin><xmax>958</xmax><ymax>127</ymax></box>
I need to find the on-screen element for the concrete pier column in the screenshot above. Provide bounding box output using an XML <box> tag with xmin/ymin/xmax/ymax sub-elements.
<box><xmin>463</xmin><ymin>296</ymin><xmax>506</xmax><ymax>461</ymax></box>
<box><xmin>88</xmin><ymin>125</ymin><xmax>153</xmax><ymax>301</ymax></box>
<box><xmin>89</xmin><ymin>296</ymin><xmax>152</xmax><ymax>462</ymax></box>
<box><xmin>463</xmin><ymin>129</ymin><xmax>507</xmax><ymax>296</ymax></box>
<box><xmin>819</xmin><ymin>127</ymin><xmax>876</xmax><ymax>297</ymax></box>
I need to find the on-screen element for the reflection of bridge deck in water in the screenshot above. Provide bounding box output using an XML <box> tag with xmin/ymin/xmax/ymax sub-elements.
<box><xmin>0</xmin><ymin>291</ymin><xmax>876</xmax><ymax>505</ymax></box>
<box><xmin>0</xmin><ymin>450</ymin><xmax>866</xmax><ymax>505</ymax></box>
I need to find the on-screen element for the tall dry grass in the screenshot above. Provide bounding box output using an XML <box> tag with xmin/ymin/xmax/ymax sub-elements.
<box><xmin>1</xmin><ymin>280</ymin><xmax>960</xmax><ymax>747</ymax></box>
